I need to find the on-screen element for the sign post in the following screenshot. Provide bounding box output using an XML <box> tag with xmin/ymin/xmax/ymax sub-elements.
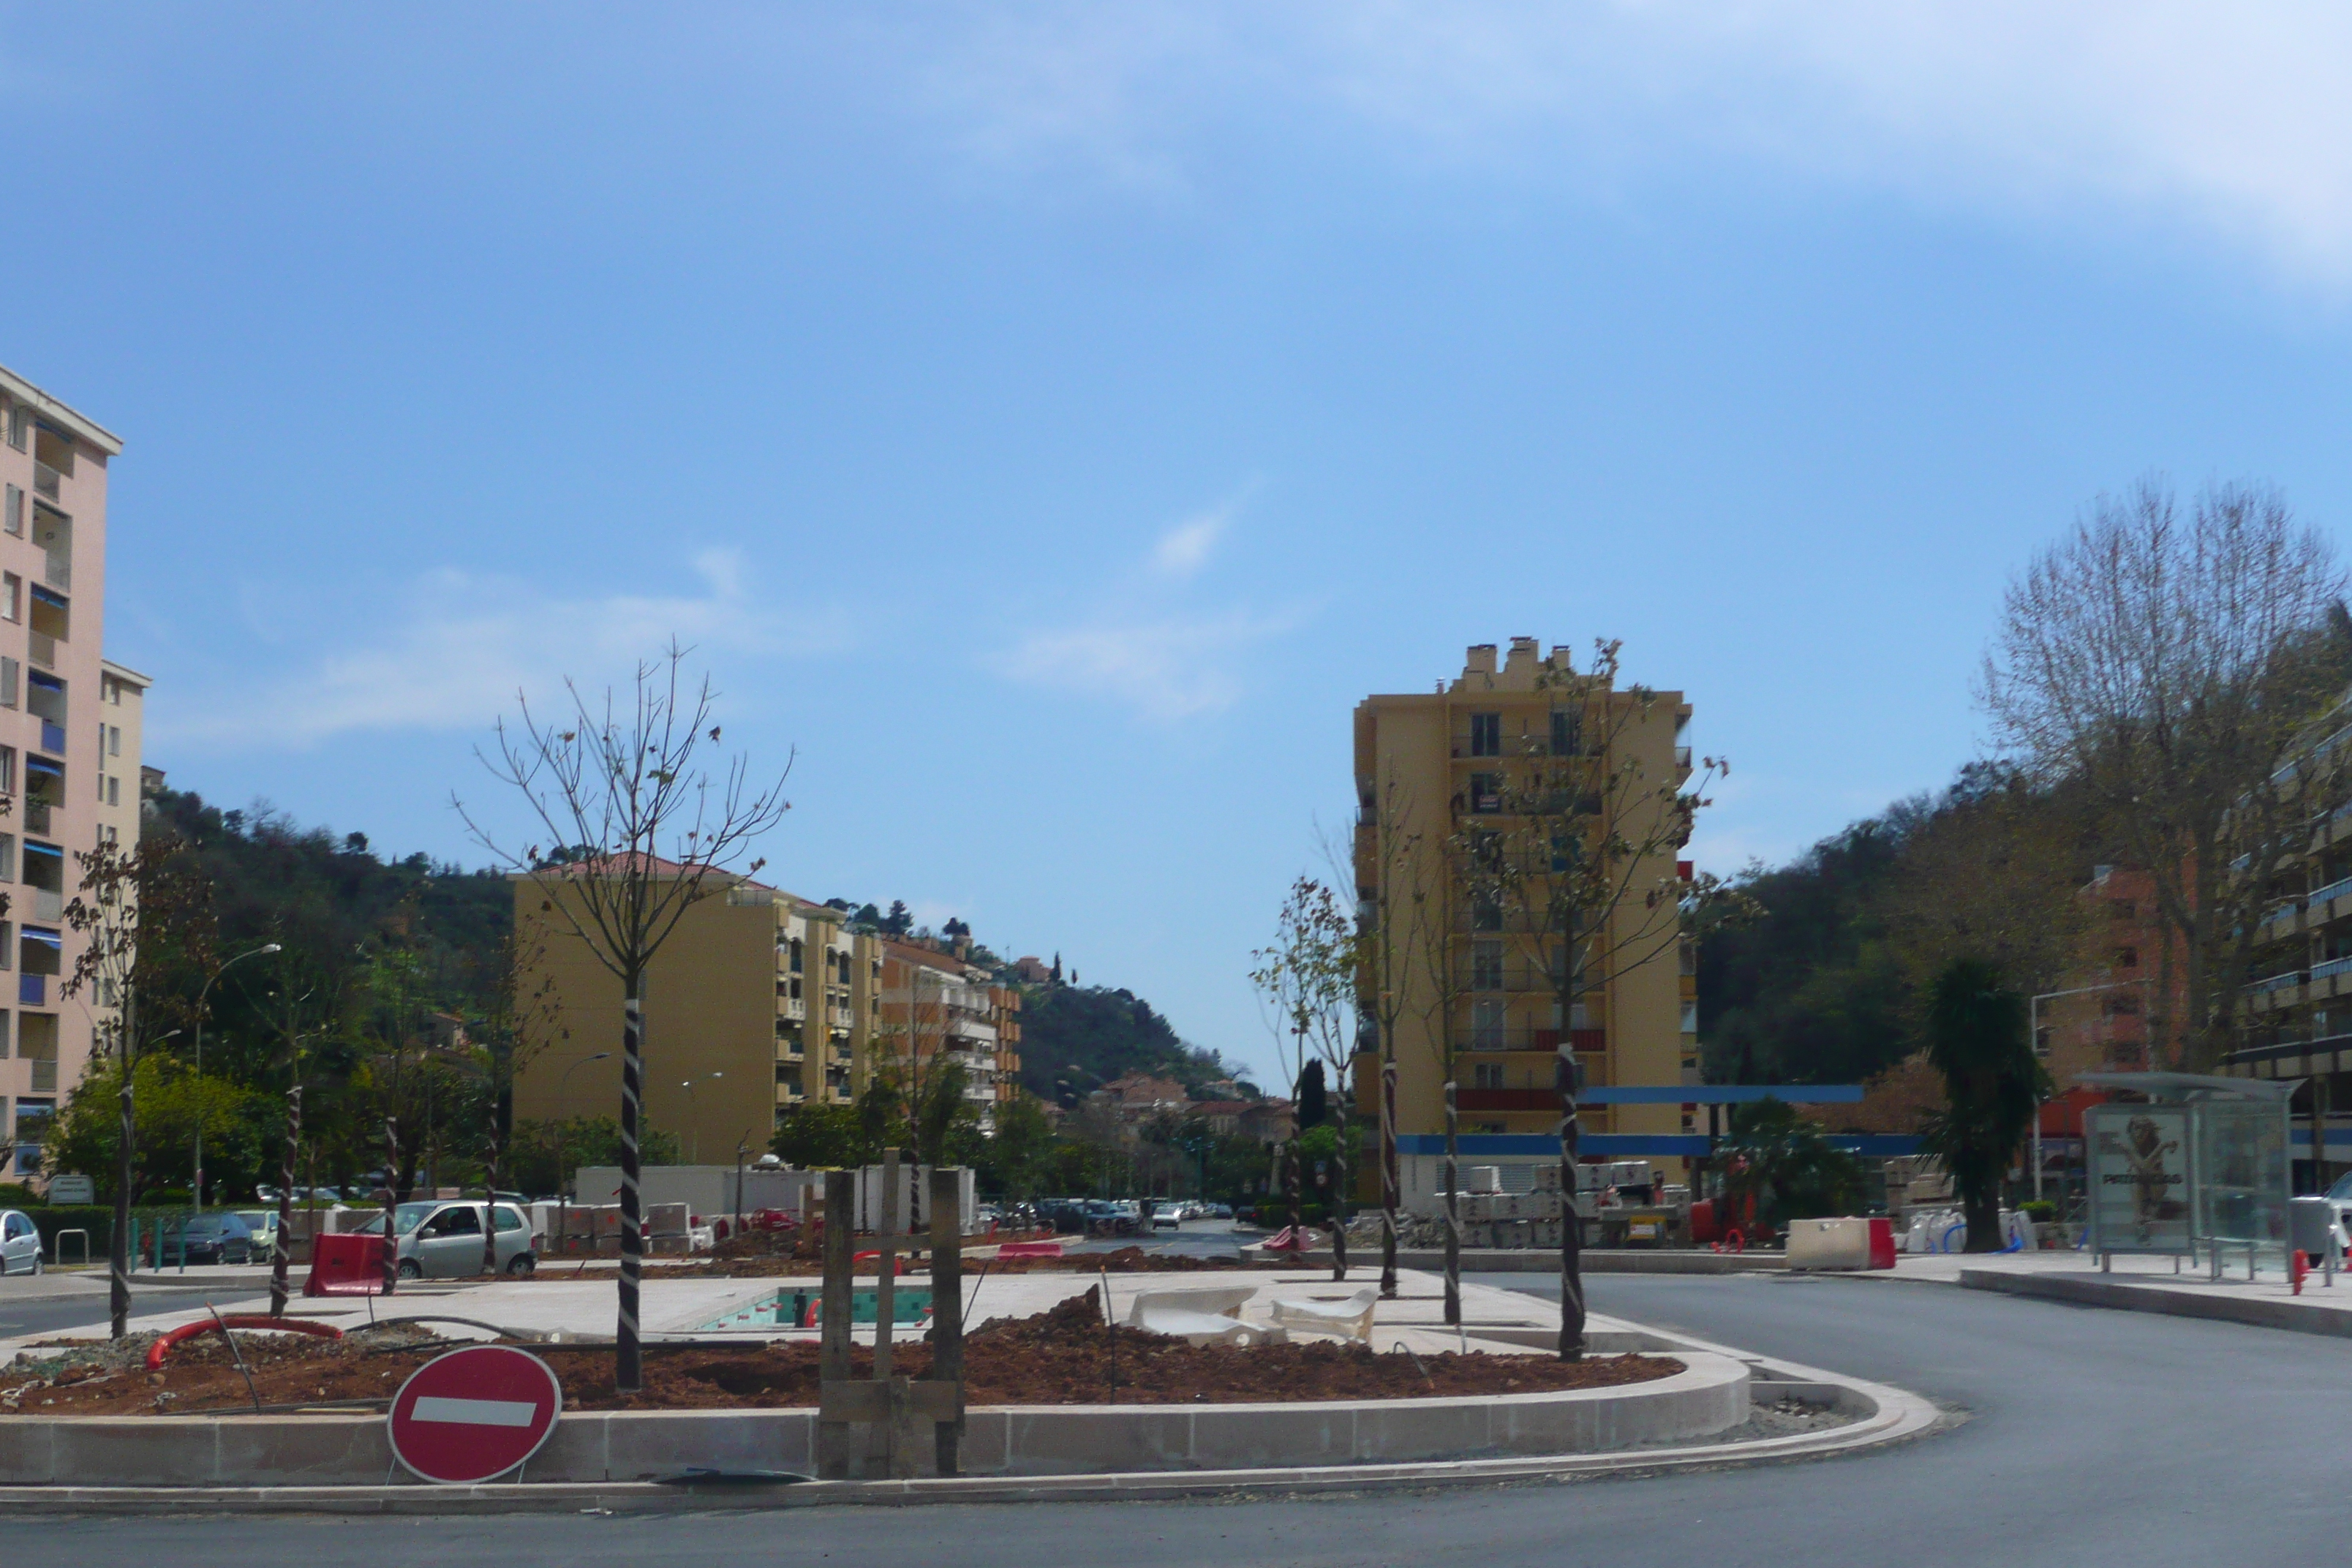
<box><xmin>387</xmin><ymin>1345</ymin><xmax>563</xmax><ymax>1485</ymax></box>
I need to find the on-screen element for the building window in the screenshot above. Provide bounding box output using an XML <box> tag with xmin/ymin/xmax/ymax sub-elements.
<box><xmin>0</xmin><ymin>575</ymin><xmax>18</xmax><ymax>623</ymax></box>
<box><xmin>1471</xmin><ymin>939</ymin><xmax>1504</xmax><ymax>990</ymax></box>
<box><xmin>5</xmin><ymin>409</ymin><xmax>25</xmax><ymax>452</ymax></box>
<box><xmin>1</xmin><ymin>486</ymin><xmax>16</xmax><ymax>538</ymax></box>
<box><xmin>1469</xmin><ymin>772</ymin><xmax>1501</xmax><ymax>813</ymax></box>
<box><xmin>1470</xmin><ymin>892</ymin><xmax>1502</xmax><ymax>932</ymax></box>
<box><xmin>108</xmin><ymin>725</ymin><xmax>119</xmax><ymax>758</ymax></box>
<box><xmin>1472</xmin><ymin>1000</ymin><xmax>1507</xmax><ymax>1049</ymax></box>
<box><xmin>1469</xmin><ymin>712</ymin><xmax>1501</xmax><ymax>757</ymax></box>
<box><xmin>1550</xmin><ymin>710</ymin><xmax>1580</xmax><ymax>756</ymax></box>
<box><xmin>106</xmin><ymin>774</ymin><xmax>118</xmax><ymax>807</ymax></box>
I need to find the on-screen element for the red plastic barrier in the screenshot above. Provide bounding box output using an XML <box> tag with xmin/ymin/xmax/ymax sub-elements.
<box><xmin>303</xmin><ymin>1232</ymin><xmax>390</xmax><ymax>1296</ymax></box>
<box><xmin>147</xmin><ymin>1314</ymin><xmax>342</xmax><ymax>1371</ymax></box>
<box><xmin>2293</xmin><ymin>1249</ymin><xmax>2311</xmax><ymax>1296</ymax></box>
<box><xmin>1689</xmin><ymin>1199</ymin><xmax>1719</xmax><ymax>1245</ymax></box>
<box><xmin>1867</xmin><ymin>1217</ymin><xmax>1898</xmax><ymax>1270</ymax></box>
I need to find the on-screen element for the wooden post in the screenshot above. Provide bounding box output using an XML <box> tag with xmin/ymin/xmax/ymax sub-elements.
<box><xmin>818</xmin><ymin>1169</ymin><xmax>854</xmax><ymax>1479</ymax></box>
<box><xmin>875</xmin><ymin>1151</ymin><xmax>899</xmax><ymax>1382</ymax></box>
<box><xmin>928</xmin><ymin>1166</ymin><xmax>965</xmax><ymax>1476</ymax></box>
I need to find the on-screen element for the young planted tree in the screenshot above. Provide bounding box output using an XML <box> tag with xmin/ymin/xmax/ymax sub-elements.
<box><xmin>1331</xmin><ymin>769</ymin><xmax>1423</xmax><ymax>1298</ymax></box>
<box><xmin>1251</xmin><ymin>879</ymin><xmax>1358</xmax><ymax>1272</ymax></box>
<box><xmin>459</xmin><ymin>646</ymin><xmax>791</xmax><ymax>1392</ymax></box>
<box><xmin>1983</xmin><ymin>480</ymin><xmax>2352</xmax><ymax>1069</ymax></box>
<box><xmin>1920</xmin><ymin>957</ymin><xmax>2046</xmax><ymax>1251</ymax></box>
<box><xmin>1453</xmin><ymin>640</ymin><xmax>1735</xmax><ymax>1360</ymax></box>
<box><xmin>1403</xmin><ymin>820</ymin><xmax>1473</xmax><ymax>1327</ymax></box>
<box><xmin>61</xmin><ymin>836</ymin><xmax>214</xmax><ymax>1339</ymax></box>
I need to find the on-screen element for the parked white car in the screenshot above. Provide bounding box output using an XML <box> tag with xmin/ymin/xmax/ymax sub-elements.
<box><xmin>385</xmin><ymin>1200</ymin><xmax>537</xmax><ymax>1279</ymax></box>
<box><xmin>0</xmin><ymin>1210</ymin><xmax>40</xmax><ymax>1275</ymax></box>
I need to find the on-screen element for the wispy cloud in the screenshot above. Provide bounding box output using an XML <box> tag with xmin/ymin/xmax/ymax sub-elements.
<box><xmin>996</xmin><ymin>607</ymin><xmax>1305</xmax><ymax>721</ymax></box>
<box><xmin>162</xmin><ymin>550</ymin><xmax>841</xmax><ymax>749</ymax></box>
<box><xmin>997</xmin><ymin>483</ymin><xmax>1304</xmax><ymax>720</ymax></box>
<box><xmin>900</xmin><ymin>2</ymin><xmax>2352</xmax><ymax>284</ymax></box>
<box><xmin>1149</xmin><ymin>483</ymin><xmax>1254</xmax><ymax>579</ymax></box>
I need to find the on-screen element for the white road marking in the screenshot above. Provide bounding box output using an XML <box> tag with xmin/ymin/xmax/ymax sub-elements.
<box><xmin>410</xmin><ymin>1395</ymin><xmax>540</xmax><ymax>1427</ymax></box>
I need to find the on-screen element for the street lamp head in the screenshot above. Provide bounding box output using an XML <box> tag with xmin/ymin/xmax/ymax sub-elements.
<box><xmin>257</xmin><ymin>943</ymin><xmax>284</xmax><ymax>956</ymax></box>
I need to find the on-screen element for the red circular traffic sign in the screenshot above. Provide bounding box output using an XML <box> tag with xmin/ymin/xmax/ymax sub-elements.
<box><xmin>387</xmin><ymin>1345</ymin><xmax>564</xmax><ymax>1485</ymax></box>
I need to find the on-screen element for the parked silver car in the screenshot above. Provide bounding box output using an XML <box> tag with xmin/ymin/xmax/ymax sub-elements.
<box><xmin>389</xmin><ymin>1201</ymin><xmax>536</xmax><ymax>1279</ymax></box>
<box><xmin>0</xmin><ymin>1210</ymin><xmax>40</xmax><ymax>1275</ymax></box>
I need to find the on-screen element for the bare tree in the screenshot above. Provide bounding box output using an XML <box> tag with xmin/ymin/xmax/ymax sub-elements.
<box><xmin>1329</xmin><ymin>764</ymin><xmax>1425</xmax><ymax>1300</ymax></box>
<box><xmin>458</xmin><ymin>645</ymin><xmax>791</xmax><ymax>1392</ymax></box>
<box><xmin>1454</xmin><ymin>640</ymin><xmax>1735</xmax><ymax>1361</ymax></box>
<box><xmin>1983</xmin><ymin>479</ymin><xmax>2352</xmax><ymax>1070</ymax></box>
<box><xmin>1403</xmin><ymin>805</ymin><xmax>1473</xmax><ymax>1327</ymax></box>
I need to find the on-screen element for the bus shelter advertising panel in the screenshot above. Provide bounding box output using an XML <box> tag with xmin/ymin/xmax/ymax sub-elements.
<box><xmin>2086</xmin><ymin>1104</ymin><xmax>2193</xmax><ymax>1255</ymax></box>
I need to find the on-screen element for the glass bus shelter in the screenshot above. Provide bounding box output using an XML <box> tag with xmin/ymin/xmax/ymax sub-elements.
<box><xmin>2077</xmin><ymin>1071</ymin><xmax>2296</xmax><ymax>1278</ymax></box>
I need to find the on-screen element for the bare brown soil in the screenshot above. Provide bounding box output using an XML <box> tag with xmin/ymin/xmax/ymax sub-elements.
<box><xmin>2</xmin><ymin>1290</ymin><xmax>1678</xmax><ymax>1417</ymax></box>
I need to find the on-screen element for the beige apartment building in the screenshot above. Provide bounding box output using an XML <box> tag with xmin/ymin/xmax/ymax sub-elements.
<box><xmin>510</xmin><ymin>870</ymin><xmax>883</xmax><ymax>1166</ymax></box>
<box><xmin>876</xmin><ymin>937</ymin><xmax>1023</xmax><ymax>1134</ymax></box>
<box><xmin>0</xmin><ymin>366</ymin><xmax>136</xmax><ymax>1180</ymax></box>
<box><xmin>1353</xmin><ymin>639</ymin><xmax>1695</xmax><ymax>1193</ymax></box>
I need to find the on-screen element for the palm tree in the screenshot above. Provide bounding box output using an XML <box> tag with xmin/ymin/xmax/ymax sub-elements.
<box><xmin>1716</xmin><ymin>1097</ymin><xmax>1863</xmax><ymax>1235</ymax></box>
<box><xmin>1920</xmin><ymin>957</ymin><xmax>2046</xmax><ymax>1251</ymax></box>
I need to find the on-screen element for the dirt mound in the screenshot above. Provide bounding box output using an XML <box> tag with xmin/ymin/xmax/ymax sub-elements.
<box><xmin>2</xmin><ymin>1289</ymin><xmax>1678</xmax><ymax>1415</ymax></box>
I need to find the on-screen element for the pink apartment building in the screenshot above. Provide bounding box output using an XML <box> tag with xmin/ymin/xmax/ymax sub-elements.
<box><xmin>0</xmin><ymin>363</ymin><xmax>137</xmax><ymax>1180</ymax></box>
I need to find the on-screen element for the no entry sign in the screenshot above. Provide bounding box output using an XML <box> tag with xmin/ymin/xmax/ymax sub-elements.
<box><xmin>387</xmin><ymin>1345</ymin><xmax>564</xmax><ymax>1485</ymax></box>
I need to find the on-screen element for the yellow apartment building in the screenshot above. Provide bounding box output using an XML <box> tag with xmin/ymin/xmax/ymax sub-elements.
<box><xmin>1353</xmin><ymin>639</ymin><xmax>1697</xmax><ymax>1196</ymax></box>
<box><xmin>510</xmin><ymin>868</ymin><xmax>882</xmax><ymax>1166</ymax></box>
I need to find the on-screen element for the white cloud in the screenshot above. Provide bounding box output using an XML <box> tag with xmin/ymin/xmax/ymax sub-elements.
<box><xmin>902</xmin><ymin>2</ymin><xmax>2352</xmax><ymax>283</ymax></box>
<box><xmin>1150</xmin><ymin>492</ymin><xmax>1244</xmax><ymax>579</ymax></box>
<box><xmin>995</xmin><ymin>608</ymin><xmax>1304</xmax><ymax>721</ymax></box>
<box><xmin>163</xmin><ymin>550</ymin><xmax>840</xmax><ymax>748</ymax></box>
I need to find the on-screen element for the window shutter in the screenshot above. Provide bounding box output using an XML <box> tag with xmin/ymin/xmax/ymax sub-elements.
<box><xmin>1</xmin><ymin>658</ymin><xmax>18</xmax><ymax>708</ymax></box>
<box><xmin>2</xmin><ymin>486</ymin><xmax>17</xmax><ymax>536</ymax></box>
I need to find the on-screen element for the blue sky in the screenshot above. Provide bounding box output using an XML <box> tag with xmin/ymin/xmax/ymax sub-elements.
<box><xmin>12</xmin><ymin>4</ymin><xmax>2352</xmax><ymax>1087</ymax></box>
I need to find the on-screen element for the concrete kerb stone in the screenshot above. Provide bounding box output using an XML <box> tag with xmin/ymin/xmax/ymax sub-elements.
<box><xmin>0</xmin><ymin>1355</ymin><xmax>1751</xmax><ymax>1487</ymax></box>
<box><xmin>1956</xmin><ymin>1267</ymin><xmax>2352</xmax><ymax>1338</ymax></box>
<box><xmin>0</xmin><ymin>1371</ymin><xmax>1944</xmax><ymax>1515</ymax></box>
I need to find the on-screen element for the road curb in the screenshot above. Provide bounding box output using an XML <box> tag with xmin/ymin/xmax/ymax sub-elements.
<box><xmin>0</xmin><ymin>1376</ymin><xmax>1942</xmax><ymax>1513</ymax></box>
<box><xmin>1957</xmin><ymin>1269</ymin><xmax>2352</xmax><ymax>1338</ymax></box>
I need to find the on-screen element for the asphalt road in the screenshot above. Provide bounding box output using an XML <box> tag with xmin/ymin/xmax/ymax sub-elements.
<box><xmin>0</xmin><ymin>1281</ymin><xmax>274</xmax><ymax>1343</ymax></box>
<box><xmin>17</xmin><ymin>1266</ymin><xmax>2352</xmax><ymax>1563</ymax></box>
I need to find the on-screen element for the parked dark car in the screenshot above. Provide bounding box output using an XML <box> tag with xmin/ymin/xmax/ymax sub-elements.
<box><xmin>176</xmin><ymin>1211</ymin><xmax>255</xmax><ymax>1265</ymax></box>
<box><xmin>1034</xmin><ymin>1199</ymin><xmax>1087</xmax><ymax>1235</ymax></box>
<box><xmin>1081</xmin><ymin>1199</ymin><xmax>1138</xmax><ymax>1237</ymax></box>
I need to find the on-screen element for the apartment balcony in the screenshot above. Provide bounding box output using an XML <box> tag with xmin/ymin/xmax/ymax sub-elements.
<box><xmin>777</xmin><ymin>997</ymin><xmax>806</xmax><ymax>1022</ymax></box>
<box><xmin>946</xmin><ymin>1017</ymin><xmax>998</xmax><ymax>1044</ymax></box>
<box><xmin>1463</xmin><ymin>1026</ymin><xmax>1607</xmax><ymax>1054</ymax></box>
<box><xmin>1457</xmin><ymin>962</ymin><xmax>1581</xmax><ymax>994</ymax></box>
<box><xmin>17</xmin><ymin>976</ymin><xmax>40</xmax><ymax>1006</ymax></box>
<box><xmin>29</xmin><ymin>889</ymin><xmax>58</xmax><ymax>924</ymax></box>
<box><xmin>31</xmin><ymin>463</ymin><xmax>59</xmax><ymax>502</ymax></box>
<box><xmin>775</xmin><ymin>1039</ymin><xmax>805</xmax><ymax>1063</ymax></box>
<box><xmin>1455</xmin><ymin>1088</ymin><xmax>1559</xmax><ymax>1113</ymax></box>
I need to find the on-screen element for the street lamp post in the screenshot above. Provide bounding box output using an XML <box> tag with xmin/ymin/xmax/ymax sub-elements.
<box><xmin>2028</xmin><ymin>979</ymin><xmax>2154</xmax><ymax>1203</ymax></box>
<box><xmin>553</xmin><ymin>1051</ymin><xmax>613</xmax><ymax>1258</ymax></box>
<box><xmin>679</xmin><ymin>1071</ymin><xmax>724</xmax><ymax>1164</ymax></box>
<box><xmin>192</xmin><ymin>942</ymin><xmax>282</xmax><ymax>1210</ymax></box>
